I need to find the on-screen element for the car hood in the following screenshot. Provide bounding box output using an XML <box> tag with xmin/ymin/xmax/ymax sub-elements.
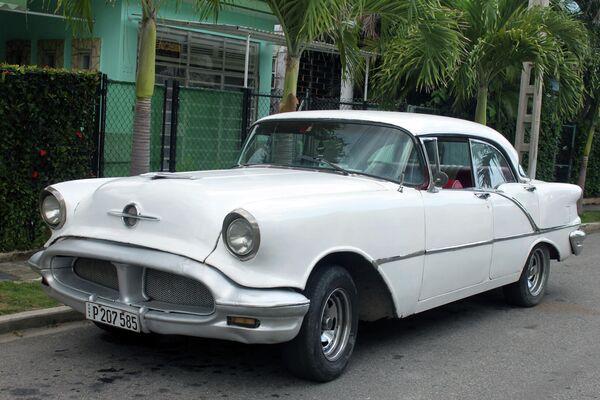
<box><xmin>55</xmin><ymin>167</ymin><xmax>388</xmax><ymax>262</ymax></box>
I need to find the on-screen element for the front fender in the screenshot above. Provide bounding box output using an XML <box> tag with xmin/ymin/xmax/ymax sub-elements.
<box><xmin>205</xmin><ymin>188</ymin><xmax>425</xmax><ymax>290</ymax></box>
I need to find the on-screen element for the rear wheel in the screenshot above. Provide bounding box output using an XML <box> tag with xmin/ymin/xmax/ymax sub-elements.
<box><xmin>504</xmin><ymin>245</ymin><xmax>550</xmax><ymax>307</ymax></box>
<box><xmin>282</xmin><ymin>265</ymin><xmax>358</xmax><ymax>382</ymax></box>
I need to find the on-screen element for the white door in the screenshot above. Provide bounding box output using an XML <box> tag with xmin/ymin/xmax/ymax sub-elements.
<box><xmin>468</xmin><ymin>139</ymin><xmax>540</xmax><ymax>279</ymax></box>
<box><xmin>419</xmin><ymin>138</ymin><xmax>493</xmax><ymax>300</ymax></box>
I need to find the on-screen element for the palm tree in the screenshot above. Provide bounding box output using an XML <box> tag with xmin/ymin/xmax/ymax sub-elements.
<box><xmin>373</xmin><ymin>0</ymin><xmax>588</xmax><ymax>125</ymax></box>
<box><xmin>199</xmin><ymin>0</ymin><xmax>462</xmax><ymax>113</ymax></box>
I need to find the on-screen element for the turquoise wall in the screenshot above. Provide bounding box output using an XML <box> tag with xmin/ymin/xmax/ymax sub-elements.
<box><xmin>0</xmin><ymin>0</ymin><xmax>125</xmax><ymax>77</ymax></box>
<box><xmin>121</xmin><ymin>1</ymin><xmax>276</xmax><ymax>91</ymax></box>
<box><xmin>0</xmin><ymin>0</ymin><xmax>276</xmax><ymax>89</ymax></box>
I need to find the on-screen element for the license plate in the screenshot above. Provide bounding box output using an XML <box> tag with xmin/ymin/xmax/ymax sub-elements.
<box><xmin>86</xmin><ymin>302</ymin><xmax>140</xmax><ymax>333</ymax></box>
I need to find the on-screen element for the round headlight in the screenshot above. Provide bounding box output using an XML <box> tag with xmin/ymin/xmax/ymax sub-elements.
<box><xmin>222</xmin><ymin>209</ymin><xmax>260</xmax><ymax>260</ymax></box>
<box><xmin>40</xmin><ymin>188</ymin><xmax>66</xmax><ymax>229</ymax></box>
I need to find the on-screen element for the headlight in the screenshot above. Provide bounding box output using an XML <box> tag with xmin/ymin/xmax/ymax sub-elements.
<box><xmin>40</xmin><ymin>188</ymin><xmax>66</xmax><ymax>229</ymax></box>
<box><xmin>222</xmin><ymin>209</ymin><xmax>260</xmax><ymax>260</ymax></box>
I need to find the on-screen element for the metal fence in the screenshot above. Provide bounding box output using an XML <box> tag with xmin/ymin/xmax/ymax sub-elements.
<box><xmin>97</xmin><ymin>80</ymin><xmax>462</xmax><ymax>177</ymax></box>
<box><xmin>99</xmin><ymin>79</ymin><xmax>245</xmax><ymax>176</ymax></box>
<box><xmin>101</xmin><ymin>80</ymin><xmax>165</xmax><ymax>176</ymax></box>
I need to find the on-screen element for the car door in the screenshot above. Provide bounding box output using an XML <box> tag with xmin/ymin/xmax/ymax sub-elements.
<box><xmin>469</xmin><ymin>139</ymin><xmax>539</xmax><ymax>279</ymax></box>
<box><xmin>419</xmin><ymin>137</ymin><xmax>493</xmax><ymax>301</ymax></box>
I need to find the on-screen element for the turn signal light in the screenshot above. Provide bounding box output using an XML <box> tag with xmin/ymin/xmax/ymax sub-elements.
<box><xmin>227</xmin><ymin>316</ymin><xmax>260</xmax><ymax>328</ymax></box>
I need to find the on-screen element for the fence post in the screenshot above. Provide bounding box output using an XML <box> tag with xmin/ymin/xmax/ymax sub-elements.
<box><xmin>93</xmin><ymin>74</ymin><xmax>108</xmax><ymax>178</ymax></box>
<box><xmin>240</xmin><ymin>87</ymin><xmax>251</xmax><ymax>144</ymax></box>
<box><xmin>92</xmin><ymin>75</ymin><xmax>102</xmax><ymax>177</ymax></box>
<box><xmin>168</xmin><ymin>80</ymin><xmax>180</xmax><ymax>173</ymax></box>
<box><xmin>159</xmin><ymin>80</ymin><xmax>169</xmax><ymax>172</ymax></box>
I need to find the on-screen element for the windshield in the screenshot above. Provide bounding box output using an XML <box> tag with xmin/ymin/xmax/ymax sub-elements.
<box><xmin>239</xmin><ymin>120</ymin><xmax>426</xmax><ymax>185</ymax></box>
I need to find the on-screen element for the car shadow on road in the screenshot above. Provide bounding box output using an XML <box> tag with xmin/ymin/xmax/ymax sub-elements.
<box><xmin>86</xmin><ymin>288</ymin><xmax>515</xmax><ymax>388</ymax></box>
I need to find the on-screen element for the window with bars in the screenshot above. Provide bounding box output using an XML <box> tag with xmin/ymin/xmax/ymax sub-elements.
<box><xmin>154</xmin><ymin>27</ymin><xmax>259</xmax><ymax>90</ymax></box>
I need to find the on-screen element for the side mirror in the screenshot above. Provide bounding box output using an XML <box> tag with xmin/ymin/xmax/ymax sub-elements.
<box><xmin>433</xmin><ymin>171</ymin><xmax>449</xmax><ymax>188</ymax></box>
<box><xmin>429</xmin><ymin>171</ymin><xmax>448</xmax><ymax>192</ymax></box>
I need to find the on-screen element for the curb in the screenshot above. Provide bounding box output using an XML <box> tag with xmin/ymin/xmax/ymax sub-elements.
<box><xmin>583</xmin><ymin>197</ymin><xmax>600</xmax><ymax>205</ymax></box>
<box><xmin>0</xmin><ymin>306</ymin><xmax>83</xmax><ymax>335</ymax></box>
<box><xmin>582</xmin><ymin>222</ymin><xmax>600</xmax><ymax>234</ymax></box>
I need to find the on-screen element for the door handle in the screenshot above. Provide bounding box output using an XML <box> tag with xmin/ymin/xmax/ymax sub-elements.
<box><xmin>474</xmin><ymin>192</ymin><xmax>490</xmax><ymax>200</ymax></box>
<box><xmin>524</xmin><ymin>184</ymin><xmax>536</xmax><ymax>192</ymax></box>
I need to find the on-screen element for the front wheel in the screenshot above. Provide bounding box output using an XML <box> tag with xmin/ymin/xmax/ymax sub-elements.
<box><xmin>504</xmin><ymin>245</ymin><xmax>550</xmax><ymax>307</ymax></box>
<box><xmin>282</xmin><ymin>265</ymin><xmax>358</xmax><ymax>382</ymax></box>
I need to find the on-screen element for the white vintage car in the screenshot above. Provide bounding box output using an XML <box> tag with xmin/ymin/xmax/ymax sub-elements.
<box><xmin>30</xmin><ymin>111</ymin><xmax>585</xmax><ymax>381</ymax></box>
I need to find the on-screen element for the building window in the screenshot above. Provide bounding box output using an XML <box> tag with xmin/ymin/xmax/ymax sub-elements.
<box><xmin>5</xmin><ymin>40</ymin><xmax>31</xmax><ymax>65</ymax></box>
<box><xmin>37</xmin><ymin>40</ymin><xmax>64</xmax><ymax>68</ymax></box>
<box><xmin>71</xmin><ymin>38</ymin><xmax>101</xmax><ymax>71</ymax></box>
<box><xmin>153</xmin><ymin>27</ymin><xmax>259</xmax><ymax>90</ymax></box>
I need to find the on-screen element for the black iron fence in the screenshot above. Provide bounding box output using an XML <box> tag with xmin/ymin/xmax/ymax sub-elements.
<box><xmin>95</xmin><ymin>80</ymin><xmax>463</xmax><ymax>178</ymax></box>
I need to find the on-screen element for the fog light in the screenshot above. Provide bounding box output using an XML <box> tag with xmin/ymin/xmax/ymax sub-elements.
<box><xmin>227</xmin><ymin>316</ymin><xmax>260</xmax><ymax>328</ymax></box>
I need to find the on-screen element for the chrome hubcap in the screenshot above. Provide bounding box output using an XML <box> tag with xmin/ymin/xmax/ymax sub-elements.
<box><xmin>320</xmin><ymin>288</ymin><xmax>351</xmax><ymax>361</ymax></box>
<box><xmin>526</xmin><ymin>249</ymin><xmax>545</xmax><ymax>297</ymax></box>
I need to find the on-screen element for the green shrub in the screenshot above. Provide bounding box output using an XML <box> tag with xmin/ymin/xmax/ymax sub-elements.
<box><xmin>0</xmin><ymin>65</ymin><xmax>100</xmax><ymax>251</ymax></box>
<box><xmin>569</xmin><ymin>111</ymin><xmax>600</xmax><ymax>197</ymax></box>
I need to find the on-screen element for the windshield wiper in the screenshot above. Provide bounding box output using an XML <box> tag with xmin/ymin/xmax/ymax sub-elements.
<box><xmin>299</xmin><ymin>155</ymin><xmax>350</xmax><ymax>175</ymax></box>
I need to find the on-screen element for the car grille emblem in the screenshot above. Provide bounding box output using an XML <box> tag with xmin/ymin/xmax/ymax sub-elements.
<box><xmin>107</xmin><ymin>203</ymin><xmax>160</xmax><ymax>227</ymax></box>
<box><xmin>123</xmin><ymin>203</ymin><xmax>140</xmax><ymax>227</ymax></box>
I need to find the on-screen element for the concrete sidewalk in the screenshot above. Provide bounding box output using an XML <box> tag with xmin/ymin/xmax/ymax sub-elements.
<box><xmin>0</xmin><ymin>258</ymin><xmax>38</xmax><ymax>282</ymax></box>
<box><xmin>0</xmin><ymin>251</ymin><xmax>84</xmax><ymax>335</ymax></box>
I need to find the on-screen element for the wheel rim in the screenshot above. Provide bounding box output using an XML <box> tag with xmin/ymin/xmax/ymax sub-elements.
<box><xmin>526</xmin><ymin>248</ymin><xmax>546</xmax><ymax>297</ymax></box>
<box><xmin>319</xmin><ymin>288</ymin><xmax>352</xmax><ymax>362</ymax></box>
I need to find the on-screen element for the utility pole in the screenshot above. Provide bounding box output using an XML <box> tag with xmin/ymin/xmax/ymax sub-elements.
<box><xmin>514</xmin><ymin>0</ymin><xmax>549</xmax><ymax>179</ymax></box>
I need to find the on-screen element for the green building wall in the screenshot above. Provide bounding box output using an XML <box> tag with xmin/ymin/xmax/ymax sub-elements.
<box><xmin>0</xmin><ymin>0</ymin><xmax>276</xmax><ymax>90</ymax></box>
<box><xmin>1</xmin><ymin>0</ymin><xmax>277</xmax><ymax>176</ymax></box>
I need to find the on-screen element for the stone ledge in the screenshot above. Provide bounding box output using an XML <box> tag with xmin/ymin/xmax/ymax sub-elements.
<box><xmin>0</xmin><ymin>306</ymin><xmax>83</xmax><ymax>335</ymax></box>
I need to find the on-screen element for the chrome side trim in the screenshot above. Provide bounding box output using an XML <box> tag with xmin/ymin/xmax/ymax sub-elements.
<box><xmin>427</xmin><ymin>239</ymin><xmax>493</xmax><ymax>255</ymax></box>
<box><xmin>375</xmin><ymin>250</ymin><xmax>425</xmax><ymax>265</ymax></box>
<box><xmin>375</xmin><ymin>223</ymin><xmax>580</xmax><ymax>266</ymax></box>
<box><xmin>487</xmin><ymin>189</ymin><xmax>540</xmax><ymax>231</ymax></box>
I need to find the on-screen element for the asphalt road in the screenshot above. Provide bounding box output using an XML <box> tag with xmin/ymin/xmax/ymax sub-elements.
<box><xmin>2</xmin><ymin>234</ymin><xmax>600</xmax><ymax>400</ymax></box>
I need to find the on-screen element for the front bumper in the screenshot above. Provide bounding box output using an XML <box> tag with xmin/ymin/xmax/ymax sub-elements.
<box><xmin>28</xmin><ymin>238</ymin><xmax>309</xmax><ymax>344</ymax></box>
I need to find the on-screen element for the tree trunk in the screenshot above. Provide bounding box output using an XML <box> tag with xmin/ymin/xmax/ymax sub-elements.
<box><xmin>130</xmin><ymin>2</ymin><xmax>156</xmax><ymax>176</ymax></box>
<box><xmin>576</xmin><ymin>101</ymin><xmax>600</xmax><ymax>213</ymax></box>
<box><xmin>278</xmin><ymin>54</ymin><xmax>300</xmax><ymax>113</ymax></box>
<box><xmin>474</xmin><ymin>85</ymin><xmax>488</xmax><ymax>125</ymax></box>
<box><xmin>272</xmin><ymin>54</ymin><xmax>300</xmax><ymax>165</ymax></box>
<box><xmin>131</xmin><ymin>97</ymin><xmax>152</xmax><ymax>175</ymax></box>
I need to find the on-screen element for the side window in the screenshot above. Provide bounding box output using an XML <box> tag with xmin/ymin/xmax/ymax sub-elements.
<box><xmin>437</xmin><ymin>138</ymin><xmax>474</xmax><ymax>189</ymax></box>
<box><xmin>470</xmin><ymin>141</ymin><xmax>517</xmax><ymax>189</ymax></box>
<box><xmin>423</xmin><ymin>139</ymin><xmax>440</xmax><ymax>173</ymax></box>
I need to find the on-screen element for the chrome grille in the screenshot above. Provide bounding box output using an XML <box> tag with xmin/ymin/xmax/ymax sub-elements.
<box><xmin>73</xmin><ymin>258</ymin><xmax>118</xmax><ymax>290</ymax></box>
<box><xmin>144</xmin><ymin>269</ymin><xmax>214</xmax><ymax>309</ymax></box>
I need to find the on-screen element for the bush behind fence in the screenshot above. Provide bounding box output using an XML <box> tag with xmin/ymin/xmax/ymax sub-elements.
<box><xmin>0</xmin><ymin>65</ymin><xmax>99</xmax><ymax>251</ymax></box>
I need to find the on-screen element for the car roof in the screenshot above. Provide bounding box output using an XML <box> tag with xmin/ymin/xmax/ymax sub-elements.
<box><xmin>258</xmin><ymin>110</ymin><xmax>520</xmax><ymax>170</ymax></box>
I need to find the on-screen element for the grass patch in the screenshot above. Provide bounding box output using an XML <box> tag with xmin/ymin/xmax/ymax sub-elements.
<box><xmin>0</xmin><ymin>281</ymin><xmax>59</xmax><ymax>315</ymax></box>
<box><xmin>582</xmin><ymin>210</ymin><xmax>600</xmax><ymax>224</ymax></box>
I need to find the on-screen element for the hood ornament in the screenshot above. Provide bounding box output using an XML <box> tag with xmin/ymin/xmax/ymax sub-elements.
<box><xmin>107</xmin><ymin>203</ymin><xmax>160</xmax><ymax>228</ymax></box>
